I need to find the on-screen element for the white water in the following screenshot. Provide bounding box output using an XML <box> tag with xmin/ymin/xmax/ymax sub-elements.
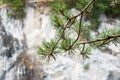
<box><xmin>0</xmin><ymin>3</ymin><xmax>120</xmax><ymax>80</ymax></box>
<box><xmin>0</xmin><ymin>5</ymin><xmax>55</xmax><ymax>80</ymax></box>
<box><xmin>24</xmin><ymin>6</ymin><xmax>55</xmax><ymax>55</ymax></box>
<box><xmin>0</xmin><ymin>7</ymin><xmax>24</xmax><ymax>80</ymax></box>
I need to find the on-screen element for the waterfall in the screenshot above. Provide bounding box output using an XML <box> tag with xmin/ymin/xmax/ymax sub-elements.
<box><xmin>0</xmin><ymin>7</ymin><xmax>25</xmax><ymax>80</ymax></box>
<box><xmin>0</xmin><ymin>3</ymin><xmax>55</xmax><ymax>80</ymax></box>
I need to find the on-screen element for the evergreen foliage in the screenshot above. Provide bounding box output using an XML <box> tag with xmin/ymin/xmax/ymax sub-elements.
<box><xmin>88</xmin><ymin>0</ymin><xmax>120</xmax><ymax>30</ymax></box>
<box><xmin>38</xmin><ymin>0</ymin><xmax>120</xmax><ymax>60</ymax></box>
<box><xmin>83</xmin><ymin>63</ymin><xmax>90</xmax><ymax>70</ymax></box>
<box><xmin>2</xmin><ymin>0</ymin><xmax>25</xmax><ymax>19</ymax></box>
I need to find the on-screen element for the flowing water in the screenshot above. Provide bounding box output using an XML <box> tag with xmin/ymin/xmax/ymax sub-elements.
<box><xmin>0</xmin><ymin>3</ymin><xmax>55</xmax><ymax>80</ymax></box>
<box><xmin>0</xmin><ymin>2</ymin><xmax>120</xmax><ymax>80</ymax></box>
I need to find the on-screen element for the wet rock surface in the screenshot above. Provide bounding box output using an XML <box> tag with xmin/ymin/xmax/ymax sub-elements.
<box><xmin>107</xmin><ymin>71</ymin><xmax>120</xmax><ymax>80</ymax></box>
<box><xmin>0</xmin><ymin>5</ymin><xmax>50</xmax><ymax>80</ymax></box>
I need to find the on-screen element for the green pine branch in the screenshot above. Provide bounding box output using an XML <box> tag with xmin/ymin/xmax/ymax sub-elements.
<box><xmin>37</xmin><ymin>0</ymin><xmax>120</xmax><ymax>60</ymax></box>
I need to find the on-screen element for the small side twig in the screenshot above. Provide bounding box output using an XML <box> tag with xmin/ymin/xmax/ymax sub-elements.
<box><xmin>78</xmin><ymin>34</ymin><xmax>120</xmax><ymax>45</ymax></box>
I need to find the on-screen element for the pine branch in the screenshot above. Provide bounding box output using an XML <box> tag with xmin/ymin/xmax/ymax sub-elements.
<box><xmin>38</xmin><ymin>0</ymin><xmax>120</xmax><ymax>60</ymax></box>
<box><xmin>50</xmin><ymin>19</ymin><xmax>71</xmax><ymax>55</ymax></box>
<box><xmin>68</xmin><ymin>13</ymin><xmax>83</xmax><ymax>50</ymax></box>
<box><xmin>78</xmin><ymin>34</ymin><xmax>120</xmax><ymax>45</ymax></box>
<box><xmin>73</xmin><ymin>0</ymin><xmax>95</xmax><ymax>18</ymax></box>
<box><xmin>67</xmin><ymin>0</ymin><xmax>95</xmax><ymax>50</ymax></box>
<box><xmin>49</xmin><ymin>0</ymin><xmax>95</xmax><ymax>56</ymax></box>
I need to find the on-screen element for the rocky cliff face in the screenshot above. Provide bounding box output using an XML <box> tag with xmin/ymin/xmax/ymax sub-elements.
<box><xmin>0</xmin><ymin>2</ymin><xmax>120</xmax><ymax>80</ymax></box>
<box><xmin>0</xmin><ymin>3</ymin><xmax>53</xmax><ymax>80</ymax></box>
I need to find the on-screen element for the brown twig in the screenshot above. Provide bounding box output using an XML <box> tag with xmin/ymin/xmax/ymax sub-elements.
<box><xmin>50</xmin><ymin>20</ymin><xmax>71</xmax><ymax>55</ymax></box>
<box><xmin>67</xmin><ymin>0</ymin><xmax>95</xmax><ymax>49</ymax></box>
<box><xmin>78</xmin><ymin>34</ymin><xmax>120</xmax><ymax>45</ymax></box>
<box><xmin>68</xmin><ymin>13</ymin><xmax>83</xmax><ymax>50</ymax></box>
<box><xmin>72</xmin><ymin>0</ymin><xmax>95</xmax><ymax>18</ymax></box>
<box><xmin>81</xmin><ymin>43</ymin><xmax>86</xmax><ymax>55</ymax></box>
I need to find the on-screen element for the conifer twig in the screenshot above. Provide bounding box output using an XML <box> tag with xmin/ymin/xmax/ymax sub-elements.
<box><xmin>49</xmin><ymin>0</ymin><xmax>95</xmax><ymax>57</ymax></box>
<box><xmin>78</xmin><ymin>34</ymin><xmax>120</xmax><ymax>45</ymax></box>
